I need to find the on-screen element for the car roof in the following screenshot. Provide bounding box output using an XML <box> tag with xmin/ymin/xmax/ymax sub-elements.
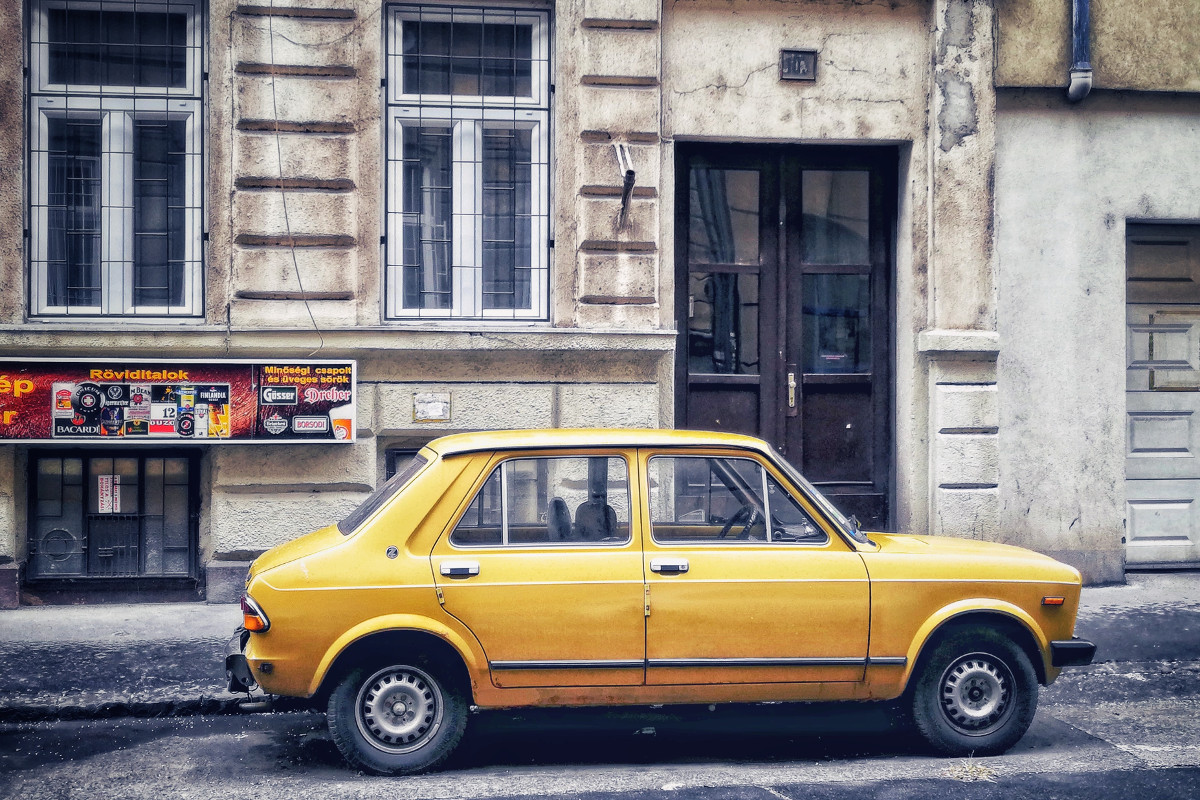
<box><xmin>423</xmin><ymin>428</ymin><xmax>773</xmax><ymax>458</ymax></box>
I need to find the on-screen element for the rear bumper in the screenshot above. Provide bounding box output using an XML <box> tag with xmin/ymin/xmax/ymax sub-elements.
<box><xmin>1050</xmin><ymin>637</ymin><xmax>1097</xmax><ymax>667</ymax></box>
<box><xmin>225</xmin><ymin>628</ymin><xmax>256</xmax><ymax>693</ymax></box>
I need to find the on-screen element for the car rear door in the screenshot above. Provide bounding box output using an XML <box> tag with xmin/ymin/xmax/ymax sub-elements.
<box><xmin>431</xmin><ymin>451</ymin><xmax>646</xmax><ymax>688</ymax></box>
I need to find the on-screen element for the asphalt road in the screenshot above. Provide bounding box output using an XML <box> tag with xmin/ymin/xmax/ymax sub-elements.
<box><xmin>3</xmin><ymin>655</ymin><xmax>1199</xmax><ymax>800</ymax></box>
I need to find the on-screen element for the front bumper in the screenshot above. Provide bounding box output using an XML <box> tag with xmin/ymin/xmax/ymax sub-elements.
<box><xmin>1050</xmin><ymin>637</ymin><xmax>1098</xmax><ymax>667</ymax></box>
<box><xmin>225</xmin><ymin>627</ymin><xmax>257</xmax><ymax>693</ymax></box>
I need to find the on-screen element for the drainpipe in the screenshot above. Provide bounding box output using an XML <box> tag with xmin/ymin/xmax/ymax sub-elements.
<box><xmin>1068</xmin><ymin>0</ymin><xmax>1092</xmax><ymax>102</ymax></box>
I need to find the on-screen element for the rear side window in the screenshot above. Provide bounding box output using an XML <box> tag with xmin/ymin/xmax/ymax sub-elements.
<box><xmin>451</xmin><ymin>456</ymin><xmax>630</xmax><ymax>546</ymax></box>
<box><xmin>338</xmin><ymin>453</ymin><xmax>429</xmax><ymax>535</ymax></box>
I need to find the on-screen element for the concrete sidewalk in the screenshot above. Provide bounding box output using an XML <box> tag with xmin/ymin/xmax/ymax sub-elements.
<box><xmin>0</xmin><ymin>572</ymin><xmax>1197</xmax><ymax>722</ymax></box>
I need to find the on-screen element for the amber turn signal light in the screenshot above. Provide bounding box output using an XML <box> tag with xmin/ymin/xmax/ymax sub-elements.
<box><xmin>1041</xmin><ymin>596</ymin><xmax>1066</xmax><ymax>606</ymax></box>
<box><xmin>241</xmin><ymin>594</ymin><xmax>271</xmax><ymax>632</ymax></box>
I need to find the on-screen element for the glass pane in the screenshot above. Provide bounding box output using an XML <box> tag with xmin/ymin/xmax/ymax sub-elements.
<box><xmin>482</xmin><ymin>127</ymin><xmax>532</xmax><ymax>310</ymax></box>
<box><xmin>37</xmin><ymin>459</ymin><xmax>64</xmax><ymax>518</ymax></box>
<box><xmin>688</xmin><ymin>273</ymin><xmax>759</xmax><ymax>375</ymax></box>
<box><xmin>402</xmin><ymin>15</ymin><xmax>533</xmax><ymax>97</ymax></box>
<box><xmin>802</xmin><ymin>274</ymin><xmax>872</xmax><ymax>373</ymax></box>
<box><xmin>649</xmin><ymin>457</ymin><xmax>766</xmax><ymax>542</ymax></box>
<box><xmin>402</xmin><ymin>126</ymin><xmax>454</xmax><ymax>310</ymax></box>
<box><xmin>764</xmin><ymin>473</ymin><xmax>827</xmax><ymax>543</ymax></box>
<box><xmin>144</xmin><ymin>458</ymin><xmax>164</xmax><ymax>516</ymax></box>
<box><xmin>689</xmin><ymin>169</ymin><xmax>759</xmax><ymax>265</ymax></box>
<box><xmin>46</xmin><ymin>116</ymin><xmax>102</xmax><ymax>308</ymax></box>
<box><xmin>508</xmin><ymin>457</ymin><xmax>630</xmax><ymax>544</ymax></box>
<box><xmin>802</xmin><ymin>171</ymin><xmax>869</xmax><ymax>265</ymax></box>
<box><xmin>48</xmin><ymin>8</ymin><xmax>189</xmax><ymax>88</ymax></box>
<box><xmin>134</xmin><ymin>118</ymin><xmax>187</xmax><ymax>306</ymax></box>
<box><xmin>450</xmin><ymin>468</ymin><xmax>503</xmax><ymax>546</ymax></box>
<box><xmin>30</xmin><ymin>457</ymin><xmax>85</xmax><ymax>578</ymax></box>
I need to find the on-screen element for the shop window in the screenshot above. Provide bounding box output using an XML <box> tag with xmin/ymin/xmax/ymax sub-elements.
<box><xmin>27</xmin><ymin>0</ymin><xmax>205</xmax><ymax>317</ymax></box>
<box><xmin>384</xmin><ymin>3</ymin><xmax>550</xmax><ymax>320</ymax></box>
<box><xmin>28</xmin><ymin>451</ymin><xmax>198</xmax><ymax>580</ymax></box>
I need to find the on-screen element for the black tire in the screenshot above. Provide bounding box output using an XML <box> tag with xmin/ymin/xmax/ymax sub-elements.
<box><xmin>326</xmin><ymin>657</ymin><xmax>467</xmax><ymax>775</ymax></box>
<box><xmin>911</xmin><ymin>626</ymin><xmax>1039</xmax><ymax>756</ymax></box>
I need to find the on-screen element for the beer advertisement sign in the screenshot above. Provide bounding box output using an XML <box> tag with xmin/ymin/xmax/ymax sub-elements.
<box><xmin>0</xmin><ymin>360</ymin><xmax>356</xmax><ymax>444</ymax></box>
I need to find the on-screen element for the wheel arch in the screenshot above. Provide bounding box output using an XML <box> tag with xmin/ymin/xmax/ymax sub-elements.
<box><xmin>309</xmin><ymin>617</ymin><xmax>483</xmax><ymax>705</ymax></box>
<box><xmin>901</xmin><ymin>604</ymin><xmax>1050</xmax><ymax>692</ymax></box>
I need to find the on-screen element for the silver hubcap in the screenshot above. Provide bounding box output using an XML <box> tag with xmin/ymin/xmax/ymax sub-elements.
<box><xmin>355</xmin><ymin>666</ymin><xmax>443</xmax><ymax>754</ymax></box>
<box><xmin>939</xmin><ymin>653</ymin><xmax>1013</xmax><ymax>735</ymax></box>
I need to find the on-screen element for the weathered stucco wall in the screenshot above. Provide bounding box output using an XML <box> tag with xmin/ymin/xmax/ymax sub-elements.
<box><xmin>996</xmin><ymin>0</ymin><xmax>1200</xmax><ymax>92</ymax></box>
<box><xmin>995</xmin><ymin>91</ymin><xmax>1200</xmax><ymax>583</ymax></box>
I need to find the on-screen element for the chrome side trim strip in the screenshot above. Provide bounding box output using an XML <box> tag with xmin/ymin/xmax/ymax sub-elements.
<box><xmin>647</xmin><ymin>657</ymin><xmax>866</xmax><ymax>668</ymax></box>
<box><xmin>489</xmin><ymin>656</ymin><xmax>898</xmax><ymax>671</ymax></box>
<box><xmin>489</xmin><ymin>659</ymin><xmax>645</xmax><ymax>671</ymax></box>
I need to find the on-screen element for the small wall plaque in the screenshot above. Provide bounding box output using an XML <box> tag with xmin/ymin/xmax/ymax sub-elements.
<box><xmin>414</xmin><ymin>391</ymin><xmax>452</xmax><ymax>423</ymax></box>
<box><xmin>780</xmin><ymin>49</ymin><xmax>818</xmax><ymax>82</ymax></box>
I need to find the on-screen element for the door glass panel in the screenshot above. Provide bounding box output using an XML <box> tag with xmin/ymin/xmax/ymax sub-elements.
<box><xmin>802</xmin><ymin>274</ymin><xmax>871</xmax><ymax>373</ymax></box>
<box><xmin>648</xmin><ymin>456</ymin><xmax>765</xmax><ymax>542</ymax></box>
<box><xmin>689</xmin><ymin>273</ymin><xmax>759</xmax><ymax>375</ymax></box>
<box><xmin>451</xmin><ymin>456</ymin><xmax>630</xmax><ymax>546</ymax></box>
<box><xmin>688</xmin><ymin>168</ymin><xmax>759</xmax><ymax>265</ymax></box>
<box><xmin>802</xmin><ymin>171</ymin><xmax>869</xmax><ymax>265</ymax></box>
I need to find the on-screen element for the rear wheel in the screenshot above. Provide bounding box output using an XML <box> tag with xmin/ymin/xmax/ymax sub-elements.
<box><xmin>911</xmin><ymin>627</ymin><xmax>1038</xmax><ymax>756</ymax></box>
<box><xmin>327</xmin><ymin>658</ymin><xmax>467</xmax><ymax>775</ymax></box>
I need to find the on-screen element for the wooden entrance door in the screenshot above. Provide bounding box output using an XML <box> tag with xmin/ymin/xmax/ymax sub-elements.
<box><xmin>675</xmin><ymin>145</ymin><xmax>894</xmax><ymax>528</ymax></box>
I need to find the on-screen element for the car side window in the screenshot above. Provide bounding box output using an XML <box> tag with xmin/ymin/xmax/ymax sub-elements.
<box><xmin>648</xmin><ymin>456</ymin><xmax>828</xmax><ymax>545</ymax></box>
<box><xmin>450</xmin><ymin>456</ymin><xmax>631</xmax><ymax>546</ymax></box>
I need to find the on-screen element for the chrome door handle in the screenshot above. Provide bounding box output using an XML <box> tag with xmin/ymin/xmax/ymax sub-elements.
<box><xmin>440</xmin><ymin>560</ymin><xmax>480</xmax><ymax>577</ymax></box>
<box><xmin>650</xmin><ymin>558</ymin><xmax>689</xmax><ymax>575</ymax></box>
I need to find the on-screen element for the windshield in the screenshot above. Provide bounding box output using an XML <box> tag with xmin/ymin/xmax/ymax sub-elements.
<box><xmin>768</xmin><ymin>452</ymin><xmax>872</xmax><ymax>545</ymax></box>
<box><xmin>337</xmin><ymin>452</ymin><xmax>430</xmax><ymax>535</ymax></box>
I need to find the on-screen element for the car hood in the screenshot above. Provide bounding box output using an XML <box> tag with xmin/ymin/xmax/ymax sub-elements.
<box><xmin>865</xmin><ymin>531</ymin><xmax>1079</xmax><ymax>580</ymax></box>
<box><xmin>249</xmin><ymin>523</ymin><xmax>345</xmax><ymax>579</ymax></box>
<box><xmin>869</xmin><ymin>532</ymin><xmax>1046</xmax><ymax>559</ymax></box>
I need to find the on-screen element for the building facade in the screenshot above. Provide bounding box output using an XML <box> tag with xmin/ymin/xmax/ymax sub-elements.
<box><xmin>0</xmin><ymin>0</ymin><xmax>1191</xmax><ymax>607</ymax></box>
<box><xmin>993</xmin><ymin>0</ymin><xmax>1200</xmax><ymax>579</ymax></box>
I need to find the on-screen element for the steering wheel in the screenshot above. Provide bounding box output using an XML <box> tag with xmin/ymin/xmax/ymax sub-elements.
<box><xmin>717</xmin><ymin>505</ymin><xmax>760</xmax><ymax>539</ymax></box>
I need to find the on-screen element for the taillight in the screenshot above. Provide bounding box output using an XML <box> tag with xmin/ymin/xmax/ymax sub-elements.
<box><xmin>241</xmin><ymin>594</ymin><xmax>271</xmax><ymax>633</ymax></box>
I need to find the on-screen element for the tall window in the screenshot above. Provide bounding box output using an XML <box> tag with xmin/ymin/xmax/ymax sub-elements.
<box><xmin>385</xmin><ymin>4</ymin><xmax>550</xmax><ymax>320</ymax></box>
<box><xmin>28</xmin><ymin>1</ymin><xmax>204</xmax><ymax>317</ymax></box>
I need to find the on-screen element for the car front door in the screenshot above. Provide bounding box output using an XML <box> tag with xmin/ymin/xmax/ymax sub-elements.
<box><xmin>431</xmin><ymin>452</ymin><xmax>646</xmax><ymax>688</ymax></box>
<box><xmin>641</xmin><ymin>450</ymin><xmax>870</xmax><ymax>685</ymax></box>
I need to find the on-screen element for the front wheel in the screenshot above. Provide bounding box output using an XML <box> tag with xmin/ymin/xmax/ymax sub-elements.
<box><xmin>327</xmin><ymin>659</ymin><xmax>467</xmax><ymax>775</ymax></box>
<box><xmin>911</xmin><ymin>627</ymin><xmax>1038</xmax><ymax>756</ymax></box>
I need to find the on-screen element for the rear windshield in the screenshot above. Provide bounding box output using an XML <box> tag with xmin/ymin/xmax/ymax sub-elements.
<box><xmin>337</xmin><ymin>452</ymin><xmax>430</xmax><ymax>535</ymax></box>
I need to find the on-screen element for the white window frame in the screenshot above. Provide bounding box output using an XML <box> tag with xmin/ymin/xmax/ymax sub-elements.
<box><xmin>30</xmin><ymin>0</ymin><xmax>203</xmax><ymax>98</ymax></box>
<box><xmin>28</xmin><ymin>0</ymin><xmax>204</xmax><ymax>318</ymax></box>
<box><xmin>384</xmin><ymin>3</ymin><xmax>551</xmax><ymax>321</ymax></box>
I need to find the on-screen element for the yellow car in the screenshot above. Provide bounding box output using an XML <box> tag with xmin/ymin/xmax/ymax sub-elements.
<box><xmin>224</xmin><ymin>429</ymin><xmax>1095</xmax><ymax>774</ymax></box>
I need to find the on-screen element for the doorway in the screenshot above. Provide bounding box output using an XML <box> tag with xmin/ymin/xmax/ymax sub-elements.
<box><xmin>674</xmin><ymin>145</ymin><xmax>895</xmax><ymax>528</ymax></box>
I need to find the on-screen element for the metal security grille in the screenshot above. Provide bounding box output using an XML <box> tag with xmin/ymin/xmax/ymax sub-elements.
<box><xmin>28</xmin><ymin>453</ymin><xmax>197</xmax><ymax>580</ymax></box>
<box><xmin>27</xmin><ymin>0</ymin><xmax>205</xmax><ymax>318</ymax></box>
<box><xmin>384</xmin><ymin>4</ymin><xmax>551</xmax><ymax>320</ymax></box>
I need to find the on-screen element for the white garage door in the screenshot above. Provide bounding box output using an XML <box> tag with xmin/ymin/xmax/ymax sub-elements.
<box><xmin>1125</xmin><ymin>224</ymin><xmax>1200</xmax><ymax>566</ymax></box>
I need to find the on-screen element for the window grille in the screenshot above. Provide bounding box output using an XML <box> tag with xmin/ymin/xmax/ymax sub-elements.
<box><xmin>28</xmin><ymin>0</ymin><xmax>204</xmax><ymax>317</ymax></box>
<box><xmin>385</xmin><ymin>4</ymin><xmax>550</xmax><ymax>320</ymax></box>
